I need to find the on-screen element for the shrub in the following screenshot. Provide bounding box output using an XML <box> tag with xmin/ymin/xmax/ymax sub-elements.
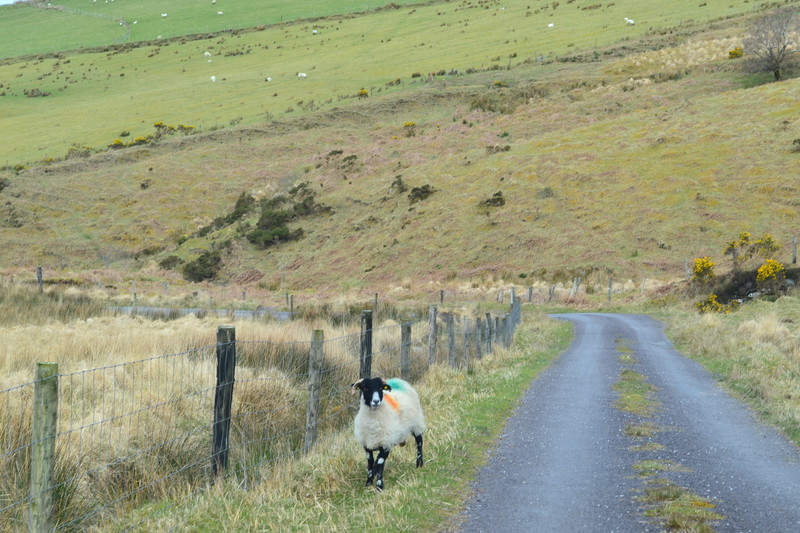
<box><xmin>756</xmin><ymin>258</ymin><xmax>785</xmax><ymax>285</ymax></box>
<box><xmin>724</xmin><ymin>231</ymin><xmax>781</xmax><ymax>268</ymax></box>
<box><xmin>479</xmin><ymin>191</ymin><xmax>506</xmax><ymax>208</ymax></box>
<box><xmin>357</xmin><ymin>88</ymin><xmax>368</xmax><ymax>98</ymax></box>
<box><xmin>408</xmin><ymin>184</ymin><xmax>436</xmax><ymax>204</ymax></box>
<box><xmin>246</xmin><ymin>208</ymin><xmax>302</xmax><ymax>248</ymax></box>
<box><xmin>182</xmin><ymin>250</ymin><xmax>223</xmax><ymax>282</ymax></box>
<box><xmin>695</xmin><ymin>293</ymin><xmax>737</xmax><ymax>314</ymax></box>
<box><xmin>65</xmin><ymin>145</ymin><xmax>92</xmax><ymax>159</ymax></box>
<box><xmin>158</xmin><ymin>255</ymin><xmax>183</xmax><ymax>270</ymax></box>
<box><xmin>390</xmin><ymin>175</ymin><xmax>408</xmax><ymax>194</ymax></box>
<box><xmin>728</xmin><ymin>47</ymin><xmax>744</xmax><ymax>59</ymax></box>
<box><xmin>403</xmin><ymin>121</ymin><xmax>417</xmax><ymax>137</ymax></box>
<box><xmin>691</xmin><ymin>256</ymin><xmax>716</xmax><ymax>284</ymax></box>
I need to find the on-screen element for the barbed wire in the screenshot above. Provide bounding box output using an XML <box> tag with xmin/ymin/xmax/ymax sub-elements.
<box><xmin>1</xmin><ymin>308</ymin><xmax>518</xmax><ymax>531</ymax></box>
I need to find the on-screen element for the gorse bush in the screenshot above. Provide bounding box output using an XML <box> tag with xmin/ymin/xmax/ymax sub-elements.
<box><xmin>724</xmin><ymin>231</ymin><xmax>782</xmax><ymax>268</ymax></box>
<box><xmin>696</xmin><ymin>293</ymin><xmax>738</xmax><ymax>314</ymax></box>
<box><xmin>691</xmin><ymin>256</ymin><xmax>716</xmax><ymax>284</ymax></box>
<box><xmin>756</xmin><ymin>259</ymin><xmax>786</xmax><ymax>294</ymax></box>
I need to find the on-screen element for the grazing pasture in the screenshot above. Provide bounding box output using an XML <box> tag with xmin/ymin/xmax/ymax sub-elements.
<box><xmin>0</xmin><ymin>0</ymin><xmax>761</xmax><ymax>164</ymax></box>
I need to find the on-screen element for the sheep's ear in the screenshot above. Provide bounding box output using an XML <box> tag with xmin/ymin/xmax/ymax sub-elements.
<box><xmin>351</xmin><ymin>379</ymin><xmax>364</xmax><ymax>395</ymax></box>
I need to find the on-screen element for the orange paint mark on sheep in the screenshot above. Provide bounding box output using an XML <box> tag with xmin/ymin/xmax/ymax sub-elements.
<box><xmin>384</xmin><ymin>394</ymin><xmax>399</xmax><ymax>410</ymax></box>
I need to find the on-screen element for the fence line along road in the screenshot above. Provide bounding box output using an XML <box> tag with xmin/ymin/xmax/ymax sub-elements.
<box><xmin>1</xmin><ymin>300</ymin><xmax>522</xmax><ymax>531</ymax></box>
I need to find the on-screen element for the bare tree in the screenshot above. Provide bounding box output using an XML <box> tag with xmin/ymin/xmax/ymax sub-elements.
<box><xmin>743</xmin><ymin>8</ymin><xmax>800</xmax><ymax>82</ymax></box>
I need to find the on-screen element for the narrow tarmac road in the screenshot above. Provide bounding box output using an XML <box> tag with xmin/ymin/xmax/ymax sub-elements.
<box><xmin>457</xmin><ymin>314</ymin><xmax>800</xmax><ymax>532</ymax></box>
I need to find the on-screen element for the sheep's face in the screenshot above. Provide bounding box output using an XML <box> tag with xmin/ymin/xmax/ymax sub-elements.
<box><xmin>352</xmin><ymin>377</ymin><xmax>391</xmax><ymax>409</ymax></box>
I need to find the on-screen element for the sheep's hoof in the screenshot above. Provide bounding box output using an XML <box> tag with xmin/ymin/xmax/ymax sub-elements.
<box><xmin>375</xmin><ymin>482</ymin><xmax>384</xmax><ymax>492</ymax></box>
<box><xmin>416</xmin><ymin>457</ymin><xmax>424</xmax><ymax>468</ymax></box>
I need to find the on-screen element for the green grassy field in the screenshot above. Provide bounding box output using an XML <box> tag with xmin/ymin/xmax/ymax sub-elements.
<box><xmin>0</xmin><ymin>0</ymin><xmax>428</xmax><ymax>59</ymax></box>
<box><xmin>1</xmin><ymin>0</ymin><xmax>762</xmax><ymax>165</ymax></box>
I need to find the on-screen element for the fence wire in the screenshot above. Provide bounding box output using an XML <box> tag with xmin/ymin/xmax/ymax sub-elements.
<box><xmin>1</xmin><ymin>309</ymin><xmax>518</xmax><ymax>531</ymax></box>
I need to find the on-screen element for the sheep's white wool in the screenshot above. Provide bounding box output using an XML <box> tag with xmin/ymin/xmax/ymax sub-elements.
<box><xmin>297</xmin><ymin>72</ymin><xmax>307</xmax><ymax>79</ymax></box>
<box><xmin>354</xmin><ymin>378</ymin><xmax>426</xmax><ymax>452</ymax></box>
<box><xmin>210</xmin><ymin>76</ymin><xmax>216</xmax><ymax>82</ymax></box>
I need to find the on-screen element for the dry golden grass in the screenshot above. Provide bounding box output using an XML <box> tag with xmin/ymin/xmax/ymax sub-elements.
<box><xmin>664</xmin><ymin>294</ymin><xmax>800</xmax><ymax>443</ymax></box>
<box><xmin>0</xmin><ymin>281</ymin><xmax>518</xmax><ymax>531</ymax></box>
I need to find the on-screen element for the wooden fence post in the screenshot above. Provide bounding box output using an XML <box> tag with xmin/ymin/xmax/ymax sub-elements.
<box><xmin>440</xmin><ymin>290</ymin><xmax>444</xmax><ymax>305</ymax></box>
<box><xmin>608</xmin><ymin>277</ymin><xmax>613</xmax><ymax>303</ymax></box>
<box><xmin>360</xmin><ymin>310</ymin><xmax>373</xmax><ymax>379</ymax></box>
<box><xmin>474</xmin><ymin>316</ymin><xmax>483</xmax><ymax>360</ymax></box>
<box><xmin>793</xmin><ymin>235</ymin><xmax>797</xmax><ymax>265</ymax></box>
<box><xmin>462</xmin><ymin>316</ymin><xmax>470</xmax><ymax>370</ymax></box>
<box><xmin>290</xmin><ymin>295</ymin><xmax>294</xmax><ymax>320</ymax></box>
<box><xmin>528</xmin><ymin>286</ymin><xmax>533</xmax><ymax>303</ymax></box>
<box><xmin>494</xmin><ymin>316</ymin><xmax>501</xmax><ymax>344</ymax></box>
<box><xmin>400</xmin><ymin>323</ymin><xmax>411</xmax><ymax>380</ymax></box>
<box><xmin>29</xmin><ymin>362</ymin><xmax>58</xmax><ymax>533</ymax></box>
<box><xmin>212</xmin><ymin>326</ymin><xmax>236</xmax><ymax>480</ymax></box>
<box><xmin>131</xmin><ymin>280</ymin><xmax>136</xmax><ymax>304</ymax></box>
<box><xmin>303</xmin><ymin>330</ymin><xmax>324</xmax><ymax>453</ymax></box>
<box><xmin>485</xmin><ymin>312</ymin><xmax>493</xmax><ymax>354</ymax></box>
<box><xmin>447</xmin><ymin>313</ymin><xmax>456</xmax><ymax>368</ymax></box>
<box><xmin>428</xmin><ymin>306</ymin><xmax>437</xmax><ymax>366</ymax></box>
<box><xmin>36</xmin><ymin>266</ymin><xmax>43</xmax><ymax>294</ymax></box>
<box><xmin>510</xmin><ymin>288</ymin><xmax>515</xmax><ymax>305</ymax></box>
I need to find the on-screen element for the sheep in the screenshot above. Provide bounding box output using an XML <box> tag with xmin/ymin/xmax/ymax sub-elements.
<box><xmin>625</xmin><ymin>17</ymin><xmax>636</xmax><ymax>25</ymax></box>
<box><xmin>210</xmin><ymin>75</ymin><xmax>216</xmax><ymax>83</ymax></box>
<box><xmin>297</xmin><ymin>72</ymin><xmax>307</xmax><ymax>79</ymax></box>
<box><xmin>218</xmin><ymin>11</ymin><xmax>224</xmax><ymax>15</ymax></box>
<box><xmin>161</xmin><ymin>13</ymin><xmax>167</xmax><ymax>17</ymax></box>
<box><xmin>312</xmin><ymin>29</ymin><xmax>318</xmax><ymax>35</ymax></box>
<box><xmin>352</xmin><ymin>377</ymin><xmax>426</xmax><ymax>491</ymax></box>
<box><xmin>204</xmin><ymin>51</ymin><xmax>212</xmax><ymax>57</ymax></box>
<box><xmin>547</xmin><ymin>22</ymin><xmax>554</xmax><ymax>28</ymax></box>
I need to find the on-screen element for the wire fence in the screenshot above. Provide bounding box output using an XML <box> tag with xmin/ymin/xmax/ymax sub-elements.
<box><xmin>0</xmin><ymin>302</ymin><xmax>521</xmax><ymax>532</ymax></box>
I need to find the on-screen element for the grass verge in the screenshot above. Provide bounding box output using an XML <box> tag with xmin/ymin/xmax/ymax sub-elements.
<box><xmin>116</xmin><ymin>310</ymin><xmax>571</xmax><ymax>531</ymax></box>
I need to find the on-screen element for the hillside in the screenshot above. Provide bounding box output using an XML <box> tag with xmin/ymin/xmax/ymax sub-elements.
<box><xmin>1</xmin><ymin>0</ymin><xmax>798</xmax><ymax>296</ymax></box>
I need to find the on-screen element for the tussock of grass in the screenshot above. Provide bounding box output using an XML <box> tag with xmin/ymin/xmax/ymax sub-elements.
<box><xmin>641</xmin><ymin>478</ymin><xmax>722</xmax><ymax>532</ymax></box>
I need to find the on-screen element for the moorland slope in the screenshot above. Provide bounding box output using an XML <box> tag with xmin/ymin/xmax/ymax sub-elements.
<box><xmin>0</xmin><ymin>0</ymin><xmax>797</xmax><ymax>295</ymax></box>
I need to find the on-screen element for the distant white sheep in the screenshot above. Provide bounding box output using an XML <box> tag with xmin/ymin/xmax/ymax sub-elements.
<box><xmin>210</xmin><ymin>76</ymin><xmax>216</xmax><ymax>83</ymax></box>
<box><xmin>547</xmin><ymin>22</ymin><xmax>554</xmax><ymax>28</ymax></box>
<box><xmin>266</xmin><ymin>77</ymin><xmax>272</xmax><ymax>82</ymax></box>
<box><xmin>297</xmin><ymin>72</ymin><xmax>307</xmax><ymax>79</ymax></box>
<box><xmin>161</xmin><ymin>13</ymin><xmax>167</xmax><ymax>18</ymax></box>
<box><xmin>352</xmin><ymin>377</ymin><xmax>426</xmax><ymax>491</ymax></box>
<box><xmin>625</xmin><ymin>17</ymin><xmax>636</xmax><ymax>25</ymax></box>
<box><xmin>204</xmin><ymin>51</ymin><xmax>212</xmax><ymax>57</ymax></box>
<box><xmin>312</xmin><ymin>29</ymin><xmax>318</xmax><ymax>35</ymax></box>
<box><xmin>218</xmin><ymin>11</ymin><xmax>224</xmax><ymax>15</ymax></box>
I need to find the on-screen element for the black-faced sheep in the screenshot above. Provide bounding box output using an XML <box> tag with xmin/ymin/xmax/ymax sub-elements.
<box><xmin>352</xmin><ymin>377</ymin><xmax>426</xmax><ymax>491</ymax></box>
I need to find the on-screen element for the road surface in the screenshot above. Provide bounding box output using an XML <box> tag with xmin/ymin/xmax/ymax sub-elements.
<box><xmin>457</xmin><ymin>313</ymin><xmax>800</xmax><ymax>532</ymax></box>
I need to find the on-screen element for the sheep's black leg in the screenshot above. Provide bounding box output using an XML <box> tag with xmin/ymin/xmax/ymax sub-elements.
<box><xmin>365</xmin><ymin>448</ymin><xmax>375</xmax><ymax>486</ymax></box>
<box><xmin>415</xmin><ymin>433</ymin><xmax>424</xmax><ymax>468</ymax></box>
<box><xmin>375</xmin><ymin>447</ymin><xmax>391</xmax><ymax>492</ymax></box>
